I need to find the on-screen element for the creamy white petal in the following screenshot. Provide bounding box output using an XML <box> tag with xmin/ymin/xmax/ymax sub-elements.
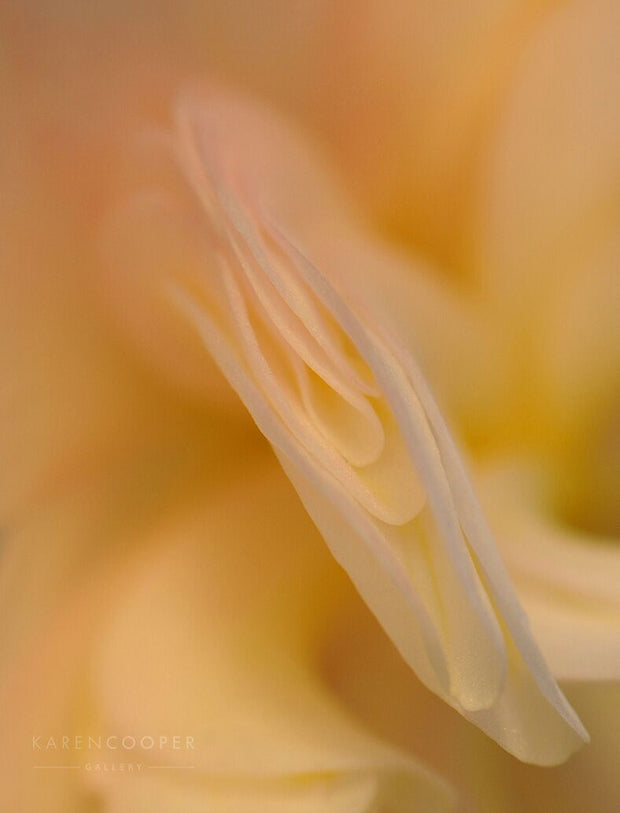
<box><xmin>104</xmin><ymin>84</ymin><xmax>588</xmax><ymax>763</ymax></box>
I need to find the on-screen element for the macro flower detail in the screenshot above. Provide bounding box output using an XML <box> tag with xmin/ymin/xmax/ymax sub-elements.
<box><xmin>105</xmin><ymin>85</ymin><xmax>588</xmax><ymax>765</ymax></box>
<box><xmin>5</xmin><ymin>1</ymin><xmax>620</xmax><ymax>809</ymax></box>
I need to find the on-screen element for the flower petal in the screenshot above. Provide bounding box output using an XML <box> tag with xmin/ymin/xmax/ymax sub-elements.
<box><xmin>475</xmin><ymin>0</ymin><xmax>620</xmax><ymax>301</ymax></box>
<box><xmin>102</xmin><ymin>84</ymin><xmax>589</xmax><ymax>762</ymax></box>
<box><xmin>0</xmin><ymin>455</ymin><xmax>452</xmax><ymax>812</ymax></box>
<box><xmin>479</xmin><ymin>460</ymin><xmax>620</xmax><ymax>681</ymax></box>
<box><xmin>90</xmin><ymin>459</ymin><xmax>454</xmax><ymax>812</ymax></box>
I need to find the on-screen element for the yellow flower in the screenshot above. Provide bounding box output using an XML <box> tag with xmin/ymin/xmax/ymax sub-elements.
<box><xmin>1</xmin><ymin>1</ymin><xmax>618</xmax><ymax>811</ymax></box>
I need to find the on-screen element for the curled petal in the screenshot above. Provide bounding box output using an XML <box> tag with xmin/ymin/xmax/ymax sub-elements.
<box><xmin>103</xmin><ymin>84</ymin><xmax>588</xmax><ymax>763</ymax></box>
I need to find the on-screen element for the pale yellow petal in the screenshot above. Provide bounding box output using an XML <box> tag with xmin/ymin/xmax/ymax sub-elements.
<box><xmin>479</xmin><ymin>460</ymin><xmax>620</xmax><ymax>681</ymax></box>
<box><xmin>314</xmin><ymin>0</ymin><xmax>555</xmax><ymax>268</ymax></box>
<box><xmin>475</xmin><ymin>0</ymin><xmax>620</xmax><ymax>299</ymax></box>
<box><xmin>323</xmin><ymin>599</ymin><xmax>620</xmax><ymax>813</ymax></box>
<box><xmin>103</xmin><ymin>83</ymin><xmax>589</xmax><ymax>761</ymax></box>
<box><xmin>0</xmin><ymin>455</ymin><xmax>452</xmax><ymax>812</ymax></box>
<box><xmin>90</xmin><ymin>460</ymin><xmax>453</xmax><ymax>812</ymax></box>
